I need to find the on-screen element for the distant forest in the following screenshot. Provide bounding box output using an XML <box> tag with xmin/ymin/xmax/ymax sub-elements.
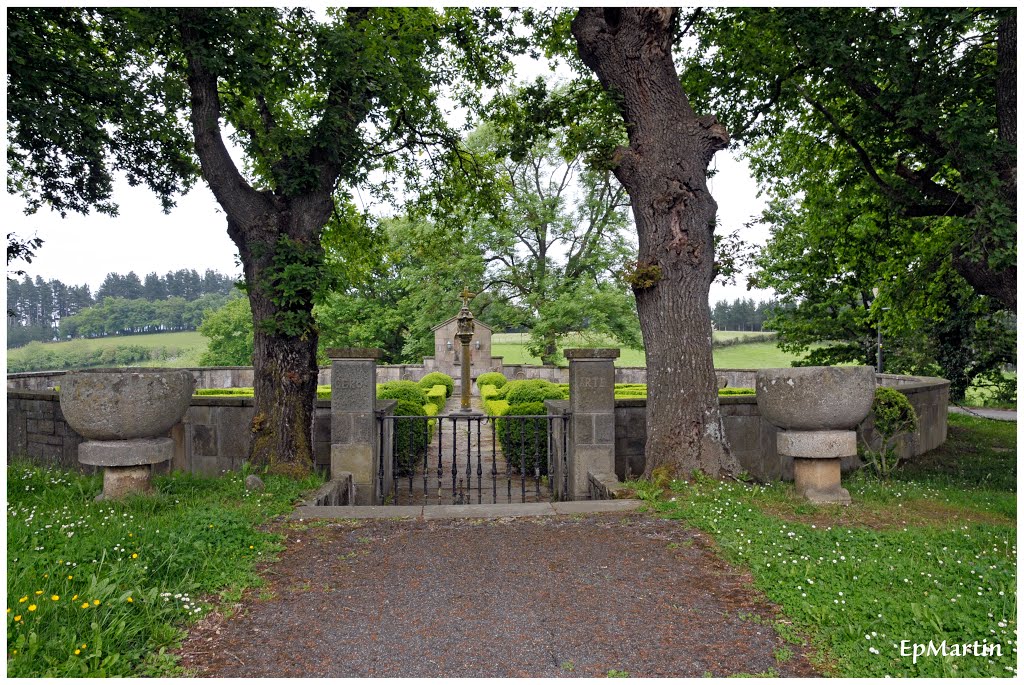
<box><xmin>7</xmin><ymin>269</ymin><xmax>238</xmax><ymax>348</ymax></box>
<box><xmin>710</xmin><ymin>297</ymin><xmax>788</xmax><ymax>332</ymax></box>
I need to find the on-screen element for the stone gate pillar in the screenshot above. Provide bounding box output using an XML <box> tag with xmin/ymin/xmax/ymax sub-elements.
<box><xmin>327</xmin><ymin>348</ymin><xmax>383</xmax><ymax>505</ymax></box>
<box><xmin>565</xmin><ymin>348</ymin><xmax>620</xmax><ymax>499</ymax></box>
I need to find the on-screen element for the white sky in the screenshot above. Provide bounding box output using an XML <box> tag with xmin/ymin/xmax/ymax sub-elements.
<box><xmin>5</xmin><ymin>11</ymin><xmax>776</xmax><ymax>307</ymax></box>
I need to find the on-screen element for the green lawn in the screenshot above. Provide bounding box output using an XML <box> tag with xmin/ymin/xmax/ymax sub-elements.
<box><xmin>5</xmin><ymin>465</ymin><xmax>322</xmax><ymax>676</ymax></box>
<box><xmin>630</xmin><ymin>413</ymin><xmax>1017</xmax><ymax>677</ymax></box>
<box><xmin>492</xmin><ymin>337</ymin><xmax>807</xmax><ymax>369</ymax></box>
<box><xmin>7</xmin><ymin>332</ymin><xmax>208</xmax><ymax>372</ymax></box>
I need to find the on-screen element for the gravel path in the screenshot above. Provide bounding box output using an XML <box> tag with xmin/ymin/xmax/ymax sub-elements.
<box><xmin>178</xmin><ymin>513</ymin><xmax>818</xmax><ymax>677</ymax></box>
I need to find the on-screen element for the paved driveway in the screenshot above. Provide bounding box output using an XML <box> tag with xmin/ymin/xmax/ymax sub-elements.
<box><xmin>177</xmin><ymin>512</ymin><xmax>819</xmax><ymax>678</ymax></box>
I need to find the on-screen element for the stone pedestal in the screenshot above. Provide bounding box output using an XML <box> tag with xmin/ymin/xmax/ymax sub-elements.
<box><xmin>61</xmin><ymin>370</ymin><xmax>195</xmax><ymax>500</ymax></box>
<box><xmin>79</xmin><ymin>437</ymin><xmax>175</xmax><ymax>500</ymax></box>
<box><xmin>565</xmin><ymin>348</ymin><xmax>619</xmax><ymax>500</ymax></box>
<box><xmin>327</xmin><ymin>348</ymin><xmax>383</xmax><ymax>505</ymax></box>
<box><xmin>777</xmin><ymin>430</ymin><xmax>854</xmax><ymax>505</ymax></box>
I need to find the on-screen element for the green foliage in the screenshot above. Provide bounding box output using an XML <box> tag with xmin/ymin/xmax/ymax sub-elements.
<box><xmin>417</xmin><ymin>372</ymin><xmax>454</xmax><ymax>399</ymax></box>
<box><xmin>58</xmin><ymin>293</ymin><xmax>231</xmax><ymax>341</ymax></box>
<box><xmin>681</xmin><ymin>8</ymin><xmax>1016</xmax><ymax>392</ymax></box>
<box><xmin>860</xmin><ymin>387</ymin><xmax>919</xmax><ymax>479</ymax></box>
<box><xmin>479</xmin><ymin>385</ymin><xmax>500</xmax><ymax>401</ymax></box>
<box><xmin>495</xmin><ymin>401</ymin><xmax>550</xmax><ymax>473</ymax></box>
<box><xmin>424</xmin><ymin>385</ymin><xmax>447</xmax><ymax>408</ymax></box>
<box><xmin>497</xmin><ymin>379</ymin><xmax>566</xmax><ymax>405</ymax></box>
<box><xmin>389</xmin><ymin>400</ymin><xmax>429</xmax><ymax>475</ymax></box>
<box><xmin>7</xmin><ymin>343</ymin><xmax>159</xmax><ymax>373</ymax></box>
<box><xmin>375</xmin><ymin>381</ymin><xmax>428</xmax><ymax>408</ymax></box>
<box><xmin>254</xmin><ymin>236</ymin><xmax>330</xmax><ymax>339</ymax></box>
<box><xmin>483</xmin><ymin>399</ymin><xmax>510</xmax><ymax>417</ymax></box>
<box><xmin>198</xmin><ymin>295</ymin><xmax>253</xmax><ymax>366</ymax></box>
<box><xmin>475</xmin><ymin>372</ymin><xmax>508</xmax><ymax>389</ymax></box>
<box><xmin>5</xmin><ymin>463</ymin><xmax>321</xmax><ymax>676</ymax></box>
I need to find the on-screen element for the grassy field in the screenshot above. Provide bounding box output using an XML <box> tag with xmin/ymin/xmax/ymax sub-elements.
<box><xmin>630</xmin><ymin>413</ymin><xmax>1017</xmax><ymax>677</ymax></box>
<box><xmin>7</xmin><ymin>332</ymin><xmax>207</xmax><ymax>371</ymax></box>
<box><xmin>492</xmin><ymin>335</ymin><xmax>806</xmax><ymax>369</ymax></box>
<box><xmin>5</xmin><ymin>465</ymin><xmax>323</xmax><ymax>676</ymax></box>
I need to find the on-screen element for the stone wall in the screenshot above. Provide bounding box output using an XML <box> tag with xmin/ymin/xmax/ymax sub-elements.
<box><xmin>6</xmin><ymin>365</ymin><xmax>760</xmax><ymax>393</ymax></box>
<box><xmin>7</xmin><ymin>390</ymin><xmax>87</xmax><ymax>472</ymax></box>
<box><xmin>613</xmin><ymin>374</ymin><xmax>949</xmax><ymax>483</ymax></box>
<box><xmin>8</xmin><ymin>371</ymin><xmax>949</xmax><ymax>484</ymax></box>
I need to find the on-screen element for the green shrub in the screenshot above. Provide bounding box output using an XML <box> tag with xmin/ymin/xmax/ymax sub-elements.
<box><xmin>391</xmin><ymin>399</ymin><xmax>429</xmax><ymax>475</ymax></box>
<box><xmin>502</xmin><ymin>379</ymin><xmax>565</xmax><ymax>405</ymax></box>
<box><xmin>484</xmin><ymin>399</ymin><xmax>510</xmax><ymax>417</ymax></box>
<box><xmin>424</xmin><ymin>384</ymin><xmax>447</xmax><ymax>408</ymax></box>
<box><xmin>860</xmin><ymin>386</ymin><xmax>918</xmax><ymax>479</ymax></box>
<box><xmin>475</xmin><ymin>371</ymin><xmax>507</xmax><ymax>389</ymax></box>
<box><xmin>496</xmin><ymin>401</ymin><xmax>550</xmax><ymax>473</ymax></box>
<box><xmin>376</xmin><ymin>380</ymin><xmax>428</xmax><ymax>407</ymax></box>
<box><xmin>479</xmin><ymin>384</ymin><xmax>500</xmax><ymax>401</ymax></box>
<box><xmin>418</xmin><ymin>372</ymin><xmax>454</xmax><ymax>399</ymax></box>
<box><xmin>719</xmin><ymin>387</ymin><xmax>756</xmax><ymax>396</ymax></box>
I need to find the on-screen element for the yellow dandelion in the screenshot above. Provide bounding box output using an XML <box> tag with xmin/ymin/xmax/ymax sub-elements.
<box><xmin>131</xmin><ymin>553</ymin><xmax>138</xmax><ymax>559</ymax></box>
<box><xmin>43</xmin><ymin>574</ymin><xmax>48</xmax><ymax>578</ymax></box>
<box><xmin>128</xmin><ymin>533</ymin><xmax>133</xmax><ymax>537</ymax></box>
<box><xmin>74</xmin><ymin>649</ymin><xmax>81</xmax><ymax>655</ymax></box>
<box><xmin>249</xmin><ymin>545</ymin><xmax>254</xmax><ymax>549</ymax></box>
<box><xmin>72</xmin><ymin>595</ymin><xmax>78</xmax><ymax>600</ymax></box>
<box><xmin>27</xmin><ymin>605</ymin><xmax>36</xmax><ymax>612</ymax></box>
<box><xmin>92</xmin><ymin>599</ymin><xmax>100</xmax><ymax>606</ymax></box>
<box><xmin>51</xmin><ymin>595</ymin><xmax>59</xmax><ymax>601</ymax></box>
<box><xmin>18</xmin><ymin>596</ymin><xmax>27</xmax><ymax>603</ymax></box>
<box><xmin>6</xmin><ymin>608</ymin><xmax>10</xmax><ymax>614</ymax></box>
<box><xmin>80</xmin><ymin>602</ymin><xmax>89</xmax><ymax>609</ymax></box>
<box><xmin>34</xmin><ymin>590</ymin><xmax>43</xmax><ymax>596</ymax></box>
<box><xmin>126</xmin><ymin>597</ymin><xmax>134</xmax><ymax>603</ymax></box>
<box><xmin>12</xmin><ymin>649</ymin><xmax>17</xmax><ymax>655</ymax></box>
<box><xmin>14</xmin><ymin>615</ymin><xmax>21</xmax><ymax>622</ymax></box>
<box><xmin>81</xmin><ymin>644</ymin><xmax>86</xmax><ymax>649</ymax></box>
<box><xmin>67</xmin><ymin>575</ymin><xmax>73</xmax><ymax>580</ymax></box>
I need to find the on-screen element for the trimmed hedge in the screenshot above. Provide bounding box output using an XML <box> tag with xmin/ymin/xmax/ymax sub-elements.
<box><xmin>500</xmin><ymin>379</ymin><xmax>566</xmax><ymax>405</ymax></box>
<box><xmin>425</xmin><ymin>384</ymin><xmax>447</xmax><ymax>408</ymax></box>
<box><xmin>377</xmin><ymin>380</ymin><xmax>428</xmax><ymax>407</ymax></box>
<box><xmin>479</xmin><ymin>384</ymin><xmax>500</xmax><ymax>401</ymax></box>
<box><xmin>475</xmin><ymin>371</ymin><xmax>507</xmax><ymax>389</ymax></box>
<box><xmin>483</xmin><ymin>399</ymin><xmax>510</xmax><ymax>417</ymax></box>
<box><xmin>496</xmin><ymin>401</ymin><xmax>549</xmax><ymax>473</ymax></box>
<box><xmin>418</xmin><ymin>372</ymin><xmax>454</xmax><ymax>398</ymax></box>
<box><xmin>391</xmin><ymin>399</ymin><xmax>429</xmax><ymax>475</ymax></box>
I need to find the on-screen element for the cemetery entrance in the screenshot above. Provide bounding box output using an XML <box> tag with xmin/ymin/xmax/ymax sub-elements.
<box><xmin>379</xmin><ymin>412</ymin><xmax>569</xmax><ymax>505</ymax></box>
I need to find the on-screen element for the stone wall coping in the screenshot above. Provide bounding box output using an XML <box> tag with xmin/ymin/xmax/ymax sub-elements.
<box><xmin>7</xmin><ymin>389</ymin><xmax>59</xmax><ymax>400</ymax></box>
<box><xmin>326</xmin><ymin>347</ymin><xmax>384</xmax><ymax>360</ymax></box>
<box><xmin>375</xmin><ymin>398</ymin><xmax>399</xmax><ymax>416</ymax></box>
<box><xmin>564</xmin><ymin>348</ymin><xmax>621</xmax><ymax>360</ymax></box>
<box><xmin>613</xmin><ymin>395</ymin><xmax>758</xmax><ymax>409</ymax></box>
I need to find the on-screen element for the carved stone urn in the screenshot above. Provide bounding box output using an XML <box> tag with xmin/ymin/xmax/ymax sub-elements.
<box><xmin>755</xmin><ymin>366</ymin><xmax>875</xmax><ymax>505</ymax></box>
<box><xmin>60</xmin><ymin>369</ymin><xmax>195</xmax><ymax>499</ymax></box>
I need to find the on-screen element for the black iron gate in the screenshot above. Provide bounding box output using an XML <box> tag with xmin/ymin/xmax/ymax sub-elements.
<box><xmin>378</xmin><ymin>413</ymin><xmax>569</xmax><ymax>505</ymax></box>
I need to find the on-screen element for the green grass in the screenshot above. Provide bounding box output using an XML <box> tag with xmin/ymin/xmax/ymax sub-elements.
<box><xmin>6</xmin><ymin>464</ymin><xmax>323</xmax><ymax>677</ymax></box>
<box><xmin>7</xmin><ymin>332</ymin><xmax>208</xmax><ymax>371</ymax></box>
<box><xmin>492</xmin><ymin>339</ymin><xmax>807</xmax><ymax>368</ymax></box>
<box><xmin>491</xmin><ymin>332</ymin><xmax>794</xmax><ymax>369</ymax></box>
<box><xmin>633</xmin><ymin>414</ymin><xmax>1016</xmax><ymax>677</ymax></box>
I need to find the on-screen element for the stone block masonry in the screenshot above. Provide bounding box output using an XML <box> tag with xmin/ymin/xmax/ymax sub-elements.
<box><xmin>8</xmin><ymin>371</ymin><xmax>949</xmax><ymax>486</ymax></box>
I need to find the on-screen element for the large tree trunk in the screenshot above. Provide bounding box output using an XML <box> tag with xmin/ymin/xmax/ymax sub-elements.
<box><xmin>573</xmin><ymin>7</ymin><xmax>739</xmax><ymax>479</ymax></box>
<box><xmin>182</xmin><ymin>12</ymin><xmax>335</xmax><ymax>477</ymax></box>
<box><xmin>227</xmin><ymin>196</ymin><xmax>330</xmax><ymax>476</ymax></box>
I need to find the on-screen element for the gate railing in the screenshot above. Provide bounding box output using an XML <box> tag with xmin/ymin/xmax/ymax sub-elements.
<box><xmin>378</xmin><ymin>414</ymin><xmax>569</xmax><ymax>506</ymax></box>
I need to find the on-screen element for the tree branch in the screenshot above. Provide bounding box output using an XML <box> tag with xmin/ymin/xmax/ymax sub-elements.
<box><xmin>178</xmin><ymin>9</ymin><xmax>268</xmax><ymax>229</ymax></box>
